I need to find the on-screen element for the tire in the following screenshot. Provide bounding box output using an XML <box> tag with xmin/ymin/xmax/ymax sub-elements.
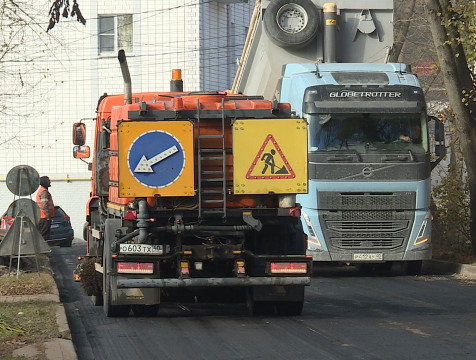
<box><xmin>88</xmin><ymin>211</ymin><xmax>102</xmax><ymax>257</ymax></box>
<box><xmin>246</xmin><ymin>288</ymin><xmax>274</xmax><ymax>316</ymax></box>
<box><xmin>401</xmin><ymin>260</ymin><xmax>423</xmax><ymax>276</ymax></box>
<box><xmin>132</xmin><ymin>304</ymin><xmax>160</xmax><ymax>317</ymax></box>
<box><xmin>103</xmin><ymin>219</ymin><xmax>130</xmax><ymax>317</ymax></box>
<box><xmin>276</xmin><ymin>301</ymin><xmax>304</xmax><ymax>316</ymax></box>
<box><xmin>60</xmin><ymin>237</ymin><xmax>73</xmax><ymax>247</ymax></box>
<box><xmin>275</xmin><ymin>285</ymin><xmax>304</xmax><ymax>316</ymax></box>
<box><xmin>263</xmin><ymin>0</ymin><xmax>320</xmax><ymax>49</ymax></box>
<box><xmin>83</xmin><ymin>222</ymin><xmax>88</xmax><ymax>241</ymax></box>
<box><xmin>91</xmin><ymin>294</ymin><xmax>103</xmax><ymax>306</ymax></box>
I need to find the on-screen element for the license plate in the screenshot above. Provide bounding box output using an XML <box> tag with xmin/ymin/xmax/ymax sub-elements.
<box><xmin>51</xmin><ymin>224</ymin><xmax>60</xmax><ymax>229</ymax></box>
<box><xmin>353</xmin><ymin>253</ymin><xmax>383</xmax><ymax>261</ymax></box>
<box><xmin>119</xmin><ymin>244</ymin><xmax>164</xmax><ymax>255</ymax></box>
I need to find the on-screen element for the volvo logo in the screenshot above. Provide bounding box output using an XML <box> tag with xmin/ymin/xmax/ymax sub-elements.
<box><xmin>362</xmin><ymin>167</ymin><xmax>373</xmax><ymax>177</ymax></box>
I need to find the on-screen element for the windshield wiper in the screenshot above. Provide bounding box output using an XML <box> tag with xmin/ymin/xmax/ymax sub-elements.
<box><xmin>325</xmin><ymin>148</ymin><xmax>362</xmax><ymax>162</ymax></box>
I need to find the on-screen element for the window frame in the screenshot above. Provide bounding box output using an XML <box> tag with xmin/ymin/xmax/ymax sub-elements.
<box><xmin>98</xmin><ymin>14</ymin><xmax>133</xmax><ymax>55</ymax></box>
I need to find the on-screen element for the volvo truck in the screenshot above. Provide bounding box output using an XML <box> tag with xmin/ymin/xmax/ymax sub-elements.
<box><xmin>233</xmin><ymin>0</ymin><xmax>446</xmax><ymax>273</ymax></box>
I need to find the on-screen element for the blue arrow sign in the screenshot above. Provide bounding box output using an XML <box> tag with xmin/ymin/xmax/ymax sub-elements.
<box><xmin>128</xmin><ymin>130</ymin><xmax>185</xmax><ymax>188</ymax></box>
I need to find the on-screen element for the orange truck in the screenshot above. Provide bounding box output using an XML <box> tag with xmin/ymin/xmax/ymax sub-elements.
<box><xmin>72</xmin><ymin>50</ymin><xmax>311</xmax><ymax>317</ymax></box>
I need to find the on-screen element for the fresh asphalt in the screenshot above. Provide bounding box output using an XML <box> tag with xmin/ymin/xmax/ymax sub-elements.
<box><xmin>50</xmin><ymin>241</ymin><xmax>476</xmax><ymax>360</ymax></box>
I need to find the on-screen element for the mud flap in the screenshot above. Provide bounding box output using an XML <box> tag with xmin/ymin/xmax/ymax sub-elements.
<box><xmin>115</xmin><ymin>287</ymin><xmax>160</xmax><ymax>306</ymax></box>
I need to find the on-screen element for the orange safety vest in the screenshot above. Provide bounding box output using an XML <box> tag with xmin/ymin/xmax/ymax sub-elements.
<box><xmin>36</xmin><ymin>187</ymin><xmax>55</xmax><ymax>219</ymax></box>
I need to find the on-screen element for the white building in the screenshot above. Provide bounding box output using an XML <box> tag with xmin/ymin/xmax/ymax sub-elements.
<box><xmin>0</xmin><ymin>0</ymin><xmax>254</xmax><ymax>236</ymax></box>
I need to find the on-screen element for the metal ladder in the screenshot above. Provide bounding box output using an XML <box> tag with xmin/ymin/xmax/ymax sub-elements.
<box><xmin>197</xmin><ymin>98</ymin><xmax>227</xmax><ymax>219</ymax></box>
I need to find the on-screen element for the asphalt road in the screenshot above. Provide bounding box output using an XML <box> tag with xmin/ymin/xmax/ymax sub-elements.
<box><xmin>50</xmin><ymin>243</ymin><xmax>476</xmax><ymax>360</ymax></box>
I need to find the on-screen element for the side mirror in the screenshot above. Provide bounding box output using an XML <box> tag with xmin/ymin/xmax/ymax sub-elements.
<box><xmin>73</xmin><ymin>145</ymin><xmax>90</xmax><ymax>159</ymax></box>
<box><xmin>73</xmin><ymin>122</ymin><xmax>86</xmax><ymax>146</ymax></box>
<box><xmin>429</xmin><ymin>115</ymin><xmax>446</xmax><ymax>170</ymax></box>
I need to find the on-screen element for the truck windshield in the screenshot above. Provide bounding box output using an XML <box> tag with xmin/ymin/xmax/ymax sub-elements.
<box><xmin>308</xmin><ymin>113</ymin><xmax>428</xmax><ymax>154</ymax></box>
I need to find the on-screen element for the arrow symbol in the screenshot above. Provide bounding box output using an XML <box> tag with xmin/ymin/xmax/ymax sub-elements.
<box><xmin>133</xmin><ymin>145</ymin><xmax>179</xmax><ymax>173</ymax></box>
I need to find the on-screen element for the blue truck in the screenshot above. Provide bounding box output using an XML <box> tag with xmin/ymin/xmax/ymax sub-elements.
<box><xmin>233</xmin><ymin>1</ymin><xmax>445</xmax><ymax>273</ymax></box>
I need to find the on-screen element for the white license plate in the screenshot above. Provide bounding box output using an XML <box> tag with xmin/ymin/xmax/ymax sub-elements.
<box><xmin>353</xmin><ymin>253</ymin><xmax>383</xmax><ymax>261</ymax></box>
<box><xmin>51</xmin><ymin>224</ymin><xmax>60</xmax><ymax>229</ymax></box>
<box><xmin>119</xmin><ymin>244</ymin><xmax>164</xmax><ymax>255</ymax></box>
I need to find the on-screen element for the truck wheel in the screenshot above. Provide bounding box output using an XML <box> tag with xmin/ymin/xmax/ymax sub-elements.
<box><xmin>401</xmin><ymin>260</ymin><xmax>423</xmax><ymax>276</ymax></box>
<box><xmin>132</xmin><ymin>304</ymin><xmax>159</xmax><ymax>317</ymax></box>
<box><xmin>59</xmin><ymin>237</ymin><xmax>73</xmax><ymax>247</ymax></box>
<box><xmin>83</xmin><ymin>222</ymin><xmax>88</xmax><ymax>241</ymax></box>
<box><xmin>88</xmin><ymin>211</ymin><xmax>102</xmax><ymax>257</ymax></box>
<box><xmin>275</xmin><ymin>285</ymin><xmax>304</xmax><ymax>316</ymax></box>
<box><xmin>246</xmin><ymin>288</ymin><xmax>274</xmax><ymax>316</ymax></box>
<box><xmin>263</xmin><ymin>0</ymin><xmax>320</xmax><ymax>49</ymax></box>
<box><xmin>103</xmin><ymin>219</ymin><xmax>130</xmax><ymax>317</ymax></box>
<box><xmin>276</xmin><ymin>301</ymin><xmax>304</xmax><ymax>316</ymax></box>
<box><xmin>103</xmin><ymin>254</ymin><xmax>130</xmax><ymax>317</ymax></box>
<box><xmin>91</xmin><ymin>294</ymin><xmax>103</xmax><ymax>306</ymax></box>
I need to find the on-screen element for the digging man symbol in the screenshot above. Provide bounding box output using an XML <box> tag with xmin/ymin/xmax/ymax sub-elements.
<box><xmin>260</xmin><ymin>149</ymin><xmax>289</xmax><ymax>175</ymax></box>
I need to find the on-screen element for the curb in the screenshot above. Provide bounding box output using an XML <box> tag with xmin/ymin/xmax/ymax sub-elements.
<box><xmin>50</xmin><ymin>262</ymin><xmax>78</xmax><ymax>360</ymax></box>
<box><xmin>423</xmin><ymin>259</ymin><xmax>476</xmax><ymax>278</ymax></box>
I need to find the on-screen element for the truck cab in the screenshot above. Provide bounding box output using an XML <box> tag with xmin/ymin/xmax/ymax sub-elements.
<box><xmin>281</xmin><ymin>62</ymin><xmax>445</xmax><ymax>271</ymax></box>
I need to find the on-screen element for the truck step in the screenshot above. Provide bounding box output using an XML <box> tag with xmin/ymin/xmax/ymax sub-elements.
<box><xmin>200</xmin><ymin>148</ymin><xmax>224</xmax><ymax>153</ymax></box>
<box><xmin>200</xmin><ymin>156</ymin><xmax>224</xmax><ymax>161</ymax></box>
<box><xmin>199</xmin><ymin>134</ymin><xmax>224</xmax><ymax>139</ymax></box>
<box><xmin>201</xmin><ymin>178</ymin><xmax>225</xmax><ymax>182</ymax></box>
<box><xmin>201</xmin><ymin>170</ymin><xmax>223</xmax><ymax>175</ymax></box>
<box><xmin>201</xmin><ymin>209</ymin><xmax>226</xmax><ymax>214</ymax></box>
<box><xmin>202</xmin><ymin>199</ymin><xmax>224</xmax><ymax>204</ymax></box>
<box><xmin>201</xmin><ymin>189</ymin><xmax>224</xmax><ymax>194</ymax></box>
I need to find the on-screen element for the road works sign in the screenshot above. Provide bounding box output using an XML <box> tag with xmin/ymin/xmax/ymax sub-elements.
<box><xmin>233</xmin><ymin>118</ymin><xmax>308</xmax><ymax>194</ymax></box>
<box><xmin>118</xmin><ymin>121</ymin><xmax>194</xmax><ymax>197</ymax></box>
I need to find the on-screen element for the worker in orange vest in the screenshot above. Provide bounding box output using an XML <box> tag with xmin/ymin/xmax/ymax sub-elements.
<box><xmin>36</xmin><ymin>176</ymin><xmax>55</xmax><ymax>240</ymax></box>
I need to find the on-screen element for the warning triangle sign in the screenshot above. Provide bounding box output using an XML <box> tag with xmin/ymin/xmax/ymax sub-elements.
<box><xmin>0</xmin><ymin>216</ymin><xmax>50</xmax><ymax>256</ymax></box>
<box><xmin>246</xmin><ymin>134</ymin><xmax>296</xmax><ymax>180</ymax></box>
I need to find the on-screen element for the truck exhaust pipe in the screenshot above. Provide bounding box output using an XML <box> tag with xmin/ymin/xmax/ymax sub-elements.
<box><xmin>118</xmin><ymin>49</ymin><xmax>132</xmax><ymax>105</ymax></box>
<box><xmin>170</xmin><ymin>69</ymin><xmax>183</xmax><ymax>92</ymax></box>
<box><xmin>323</xmin><ymin>3</ymin><xmax>337</xmax><ymax>63</ymax></box>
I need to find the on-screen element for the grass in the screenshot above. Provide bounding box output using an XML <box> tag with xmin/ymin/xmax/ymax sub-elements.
<box><xmin>0</xmin><ymin>273</ymin><xmax>55</xmax><ymax>296</ymax></box>
<box><xmin>0</xmin><ymin>256</ymin><xmax>59</xmax><ymax>359</ymax></box>
<box><xmin>0</xmin><ymin>301</ymin><xmax>58</xmax><ymax>359</ymax></box>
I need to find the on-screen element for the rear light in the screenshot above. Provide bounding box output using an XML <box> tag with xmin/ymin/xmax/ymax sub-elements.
<box><xmin>180</xmin><ymin>261</ymin><xmax>190</xmax><ymax>276</ymax></box>
<box><xmin>117</xmin><ymin>262</ymin><xmax>154</xmax><ymax>274</ymax></box>
<box><xmin>235</xmin><ymin>260</ymin><xmax>245</xmax><ymax>275</ymax></box>
<box><xmin>63</xmin><ymin>215</ymin><xmax>70</xmax><ymax>221</ymax></box>
<box><xmin>289</xmin><ymin>207</ymin><xmax>301</xmax><ymax>218</ymax></box>
<box><xmin>124</xmin><ymin>210</ymin><xmax>137</xmax><ymax>221</ymax></box>
<box><xmin>270</xmin><ymin>262</ymin><xmax>307</xmax><ymax>274</ymax></box>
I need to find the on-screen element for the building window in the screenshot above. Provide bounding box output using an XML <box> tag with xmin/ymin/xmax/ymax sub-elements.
<box><xmin>98</xmin><ymin>15</ymin><xmax>133</xmax><ymax>54</ymax></box>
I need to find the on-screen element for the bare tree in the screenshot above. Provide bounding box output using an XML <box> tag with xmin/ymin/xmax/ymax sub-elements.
<box><xmin>0</xmin><ymin>0</ymin><xmax>84</xmax><ymax>147</ymax></box>
<box><xmin>389</xmin><ymin>0</ymin><xmax>417</xmax><ymax>62</ymax></box>
<box><xmin>424</xmin><ymin>0</ymin><xmax>476</xmax><ymax>255</ymax></box>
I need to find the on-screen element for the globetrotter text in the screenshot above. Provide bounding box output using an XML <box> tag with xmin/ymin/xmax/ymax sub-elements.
<box><xmin>329</xmin><ymin>91</ymin><xmax>402</xmax><ymax>98</ymax></box>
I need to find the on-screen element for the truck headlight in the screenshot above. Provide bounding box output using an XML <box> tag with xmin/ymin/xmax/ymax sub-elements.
<box><xmin>414</xmin><ymin>213</ymin><xmax>430</xmax><ymax>246</ymax></box>
<box><xmin>302</xmin><ymin>211</ymin><xmax>322</xmax><ymax>248</ymax></box>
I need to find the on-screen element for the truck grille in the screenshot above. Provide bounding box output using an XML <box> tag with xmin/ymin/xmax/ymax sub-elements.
<box><xmin>335</xmin><ymin>238</ymin><xmax>403</xmax><ymax>249</ymax></box>
<box><xmin>318</xmin><ymin>191</ymin><xmax>415</xmax><ymax>252</ymax></box>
